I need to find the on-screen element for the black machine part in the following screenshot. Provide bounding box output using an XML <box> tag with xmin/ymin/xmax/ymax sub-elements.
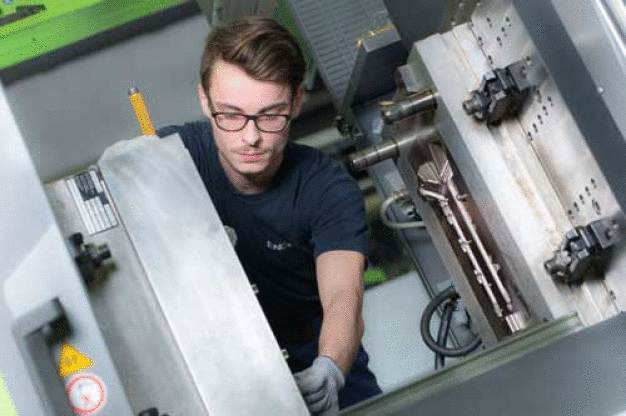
<box><xmin>68</xmin><ymin>233</ymin><xmax>112</xmax><ymax>284</ymax></box>
<box><xmin>463</xmin><ymin>60</ymin><xmax>532</xmax><ymax>124</ymax></box>
<box><xmin>544</xmin><ymin>214</ymin><xmax>626</xmax><ymax>284</ymax></box>
<box><xmin>138</xmin><ymin>408</ymin><xmax>170</xmax><ymax>416</ymax></box>
<box><xmin>12</xmin><ymin>298</ymin><xmax>74</xmax><ymax>416</ymax></box>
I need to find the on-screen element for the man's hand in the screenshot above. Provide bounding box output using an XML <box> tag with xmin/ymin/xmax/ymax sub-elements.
<box><xmin>294</xmin><ymin>356</ymin><xmax>345</xmax><ymax>415</ymax></box>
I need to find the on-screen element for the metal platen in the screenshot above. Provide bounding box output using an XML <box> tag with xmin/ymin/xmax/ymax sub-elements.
<box><xmin>44</xmin><ymin>136</ymin><xmax>309</xmax><ymax>415</ymax></box>
<box><xmin>0</xmin><ymin>83</ymin><xmax>135</xmax><ymax>416</ymax></box>
<box><xmin>384</xmin><ymin>0</ymin><xmax>626</xmax><ymax>342</ymax></box>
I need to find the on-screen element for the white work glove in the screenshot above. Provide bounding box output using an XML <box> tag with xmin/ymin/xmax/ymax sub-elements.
<box><xmin>294</xmin><ymin>356</ymin><xmax>345</xmax><ymax>416</ymax></box>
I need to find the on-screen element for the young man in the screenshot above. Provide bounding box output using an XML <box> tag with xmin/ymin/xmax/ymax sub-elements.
<box><xmin>158</xmin><ymin>17</ymin><xmax>381</xmax><ymax>414</ymax></box>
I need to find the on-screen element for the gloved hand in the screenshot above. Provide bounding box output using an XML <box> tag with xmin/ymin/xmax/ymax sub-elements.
<box><xmin>294</xmin><ymin>356</ymin><xmax>345</xmax><ymax>416</ymax></box>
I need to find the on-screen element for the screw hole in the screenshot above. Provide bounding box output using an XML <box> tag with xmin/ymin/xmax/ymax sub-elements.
<box><xmin>574</xmin><ymin>202</ymin><xmax>580</xmax><ymax>212</ymax></box>
<box><xmin>591</xmin><ymin>178</ymin><xmax>597</xmax><ymax>188</ymax></box>
<box><xmin>592</xmin><ymin>199</ymin><xmax>601</xmax><ymax>215</ymax></box>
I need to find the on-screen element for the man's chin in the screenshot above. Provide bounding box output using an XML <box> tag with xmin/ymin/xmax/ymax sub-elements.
<box><xmin>234</xmin><ymin>163</ymin><xmax>268</xmax><ymax>176</ymax></box>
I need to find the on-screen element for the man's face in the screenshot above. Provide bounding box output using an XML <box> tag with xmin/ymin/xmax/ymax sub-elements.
<box><xmin>198</xmin><ymin>60</ymin><xmax>301</xmax><ymax>182</ymax></box>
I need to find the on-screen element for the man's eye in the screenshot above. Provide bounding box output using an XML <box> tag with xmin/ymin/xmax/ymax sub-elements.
<box><xmin>221</xmin><ymin>113</ymin><xmax>243</xmax><ymax>121</ymax></box>
<box><xmin>259</xmin><ymin>114</ymin><xmax>281</xmax><ymax>121</ymax></box>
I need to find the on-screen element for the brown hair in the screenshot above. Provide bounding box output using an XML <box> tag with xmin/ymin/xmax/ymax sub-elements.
<box><xmin>200</xmin><ymin>17</ymin><xmax>305</xmax><ymax>95</ymax></box>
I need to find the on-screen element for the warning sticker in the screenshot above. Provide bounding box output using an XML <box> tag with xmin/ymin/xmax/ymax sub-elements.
<box><xmin>59</xmin><ymin>344</ymin><xmax>94</xmax><ymax>378</ymax></box>
<box><xmin>66</xmin><ymin>373</ymin><xmax>107</xmax><ymax>416</ymax></box>
<box><xmin>66</xmin><ymin>168</ymin><xmax>118</xmax><ymax>235</ymax></box>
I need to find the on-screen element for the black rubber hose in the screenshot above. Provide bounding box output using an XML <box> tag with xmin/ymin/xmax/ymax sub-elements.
<box><xmin>421</xmin><ymin>286</ymin><xmax>483</xmax><ymax>357</ymax></box>
<box><xmin>434</xmin><ymin>299</ymin><xmax>455</xmax><ymax>369</ymax></box>
<box><xmin>434</xmin><ymin>302</ymin><xmax>447</xmax><ymax>369</ymax></box>
<box><xmin>440</xmin><ymin>299</ymin><xmax>455</xmax><ymax>367</ymax></box>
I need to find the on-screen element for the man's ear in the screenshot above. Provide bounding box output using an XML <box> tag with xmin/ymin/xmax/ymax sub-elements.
<box><xmin>198</xmin><ymin>83</ymin><xmax>212</xmax><ymax>119</ymax></box>
<box><xmin>291</xmin><ymin>85</ymin><xmax>305</xmax><ymax>119</ymax></box>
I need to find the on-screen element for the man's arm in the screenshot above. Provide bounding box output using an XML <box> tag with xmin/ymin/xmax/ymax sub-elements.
<box><xmin>316</xmin><ymin>249</ymin><xmax>366</xmax><ymax>375</ymax></box>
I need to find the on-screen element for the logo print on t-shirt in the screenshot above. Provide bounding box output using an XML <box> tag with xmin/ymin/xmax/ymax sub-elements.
<box><xmin>266</xmin><ymin>240</ymin><xmax>292</xmax><ymax>251</ymax></box>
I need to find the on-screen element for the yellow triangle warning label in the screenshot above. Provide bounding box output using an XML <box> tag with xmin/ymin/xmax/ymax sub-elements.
<box><xmin>58</xmin><ymin>343</ymin><xmax>94</xmax><ymax>378</ymax></box>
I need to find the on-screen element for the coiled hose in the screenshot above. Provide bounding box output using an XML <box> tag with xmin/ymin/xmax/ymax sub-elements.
<box><xmin>420</xmin><ymin>286</ymin><xmax>482</xmax><ymax>359</ymax></box>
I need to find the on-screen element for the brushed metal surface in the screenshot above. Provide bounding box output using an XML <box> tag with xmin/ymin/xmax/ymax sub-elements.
<box><xmin>0</xmin><ymin>84</ymin><xmax>134</xmax><ymax>416</ymax></box>
<box><xmin>346</xmin><ymin>313</ymin><xmax>626</xmax><ymax>416</ymax></box>
<box><xmin>470</xmin><ymin>0</ymin><xmax>625</xmax><ymax>324</ymax></box>
<box><xmin>394</xmin><ymin>0</ymin><xmax>626</xmax><ymax>336</ymax></box>
<box><xmin>46</xmin><ymin>176</ymin><xmax>207</xmax><ymax>415</ymax></box>
<box><xmin>511</xmin><ymin>0</ymin><xmax>626</xmax><ymax>212</ymax></box>
<box><xmin>97</xmin><ymin>135</ymin><xmax>308</xmax><ymax>415</ymax></box>
<box><xmin>412</xmin><ymin>31</ymin><xmax>570</xmax><ymax>330</ymax></box>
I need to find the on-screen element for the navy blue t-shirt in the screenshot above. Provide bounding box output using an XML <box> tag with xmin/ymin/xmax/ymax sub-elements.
<box><xmin>157</xmin><ymin>121</ymin><xmax>367</xmax><ymax>336</ymax></box>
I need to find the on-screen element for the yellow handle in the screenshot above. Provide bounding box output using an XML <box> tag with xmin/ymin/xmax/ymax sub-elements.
<box><xmin>128</xmin><ymin>87</ymin><xmax>156</xmax><ymax>136</ymax></box>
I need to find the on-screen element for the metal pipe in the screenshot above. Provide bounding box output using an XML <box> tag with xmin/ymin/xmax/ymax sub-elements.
<box><xmin>381</xmin><ymin>89</ymin><xmax>438</xmax><ymax>124</ymax></box>
<box><xmin>348</xmin><ymin>125</ymin><xmax>438</xmax><ymax>171</ymax></box>
<box><xmin>348</xmin><ymin>138</ymin><xmax>402</xmax><ymax>171</ymax></box>
<box><xmin>379</xmin><ymin>190</ymin><xmax>425</xmax><ymax>230</ymax></box>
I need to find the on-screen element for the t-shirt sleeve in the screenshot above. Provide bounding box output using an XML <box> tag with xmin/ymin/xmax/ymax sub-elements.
<box><xmin>308</xmin><ymin>159</ymin><xmax>368</xmax><ymax>258</ymax></box>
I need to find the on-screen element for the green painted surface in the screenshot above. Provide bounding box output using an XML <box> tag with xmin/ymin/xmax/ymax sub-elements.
<box><xmin>0</xmin><ymin>375</ymin><xmax>17</xmax><ymax>416</ymax></box>
<box><xmin>0</xmin><ymin>0</ymin><xmax>186</xmax><ymax>70</ymax></box>
<box><xmin>0</xmin><ymin>0</ymin><xmax>102</xmax><ymax>37</ymax></box>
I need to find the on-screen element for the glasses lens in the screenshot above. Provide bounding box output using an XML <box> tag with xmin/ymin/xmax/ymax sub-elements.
<box><xmin>215</xmin><ymin>114</ymin><xmax>247</xmax><ymax>131</ymax></box>
<box><xmin>256</xmin><ymin>115</ymin><xmax>288</xmax><ymax>132</ymax></box>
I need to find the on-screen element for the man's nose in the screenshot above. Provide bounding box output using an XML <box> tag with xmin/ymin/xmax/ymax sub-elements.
<box><xmin>241</xmin><ymin>119</ymin><xmax>261</xmax><ymax>146</ymax></box>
